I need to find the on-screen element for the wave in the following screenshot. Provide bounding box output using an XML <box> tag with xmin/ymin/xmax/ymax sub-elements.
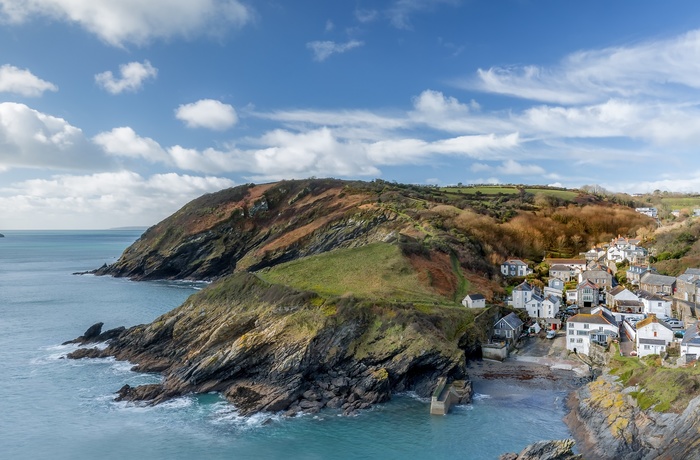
<box><xmin>209</xmin><ymin>401</ymin><xmax>282</xmax><ymax>429</ymax></box>
<box><xmin>472</xmin><ymin>393</ymin><xmax>492</xmax><ymax>401</ymax></box>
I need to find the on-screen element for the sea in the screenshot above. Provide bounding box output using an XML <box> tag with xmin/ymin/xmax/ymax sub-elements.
<box><xmin>0</xmin><ymin>230</ymin><xmax>574</xmax><ymax>460</ymax></box>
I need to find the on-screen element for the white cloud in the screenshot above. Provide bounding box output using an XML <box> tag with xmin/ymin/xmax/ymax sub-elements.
<box><xmin>175</xmin><ymin>99</ymin><xmax>238</xmax><ymax>131</ymax></box>
<box><xmin>355</xmin><ymin>8</ymin><xmax>378</xmax><ymax>23</ymax></box>
<box><xmin>93</xmin><ymin>127</ymin><xmax>169</xmax><ymax>163</ymax></box>
<box><xmin>497</xmin><ymin>159</ymin><xmax>545</xmax><ymax>176</ymax></box>
<box><xmin>0</xmin><ymin>171</ymin><xmax>234</xmax><ymax>229</ymax></box>
<box><xmin>0</xmin><ymin>64</ymin><xmax>57</xmax><ymax>96</ymax></box>
<box><xmin>0</xmin><ymin>0</ymin><xmax>252</xmax><ymax>47</ymax></box>
<box><xmin>307</xmin><ymin>40</ymin><xmax>364</xmax><ymax>62</ymax></box>
<box><xmin>95</xmin><ymin>60</ymin><xmax>157</xmax><ymax>94</ymax></box>
<box><xmin>0</xmin><ymin>102</ymin><xmax>105</xmax><ymax>170</ymax></box>
<box><xmin>325</xmin><ymin>19</ymin><xmax>334</xmax><ymax>32</ymax></box>
<box><xmin>387</xmin><ymin>0</ymin><xmax>459</xmax><ymax>30</ymax></box>
<box><xmin>470</xmin><ymin>162</ymin><xmax>490</xmax><ymax>172</ymax></box>
<box><xmin>471</xmin><ymin>29</ymin><xmax>700</xmax><ymax>104</ymax></box>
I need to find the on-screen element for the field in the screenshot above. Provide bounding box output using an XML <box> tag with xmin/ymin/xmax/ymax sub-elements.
<box><xmin>659</xmin><ymin>197</ymin><xmax>700</xmax><ymax>210</ymax></box>
<box><xmin>441</xmin><ymin>185</ymin><xmax>579</xmax><ymax>201</ymax></box>
<box><xmin>257</xmin><ymin>242</ymin><xmax>454</xmax><ymax>305</ymax></box>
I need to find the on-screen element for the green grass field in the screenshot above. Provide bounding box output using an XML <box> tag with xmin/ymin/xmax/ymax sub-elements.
<box><xmin>609</xmin><ymin>351</ymin><xmax>700</xmax><ymax>412</ymax></box>
<box><xmin>257</xmin><ymin>242</ymin><xmax>450</xmax><ymax>304</ymax></box>
<box><xmin>441</xmin><ymin>185</ymin><xmax>578</xmax><ymax>201</ymax></box>
<box><xmin>660</xmin><ymin>197</ymin><xmax>700</xmax><ymax>210</ymax></box>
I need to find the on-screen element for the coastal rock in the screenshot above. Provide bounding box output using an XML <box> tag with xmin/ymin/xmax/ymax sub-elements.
<box><xmin>66</xmin><ymin>347</ymin><xmax>104</xmax><ymax>359</ymax></box>
<box><xmin>499</xmin><ymin>439</ymin><xmax>582</xmax><ymax>460</ymax></box>
<box><xmin>566</xmin><ymin>374</ymin><xmax>700</xmax><ymax>459</ymax></box>
<box><xmin>62</xmin><ymin>322</ymin><xmax>126</xmax><ymax>345</ymax></box>
<box><xmin>71</xmin><ymin>272</ymin><xmax>473</xmax><ymax>416</ymax></box>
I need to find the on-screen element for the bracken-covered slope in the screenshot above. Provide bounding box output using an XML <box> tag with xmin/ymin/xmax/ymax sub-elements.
<box><xmin>95</xmin><ymin>178</ymin><xmax>654</xmax><ymax>302</ymax></box>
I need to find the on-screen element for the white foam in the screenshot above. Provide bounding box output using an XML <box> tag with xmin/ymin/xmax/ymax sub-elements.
<box><xmin>472</xmin><ymin>393</ymin><xmax>492</xmax><ymax>401</ymax></box>
<box><xmin>395</xmin><ymin>391</ymin><xmax>430</xmax><ymax>403</ymax></box>
<box><xmin>209</xmin><ymin>401</ymin><xmax>282</xmax><ymax>429</ymax></box>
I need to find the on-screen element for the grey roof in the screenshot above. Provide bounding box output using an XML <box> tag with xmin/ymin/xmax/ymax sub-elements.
<box><xmin>616</xmin><ymin>300</ymin><xmax>643</xmax><ymax>307</ymax></box>
<box><xmin>467</xmin><ymin>293</ymin><xmax>485</xmax><ymax>301</ymax></box>
<box><xmin>550</xmin><ymin>264</ymin><xmax>572</xmax><ymax>271</ymax></box>
<box><xmin>496</xmin><ymin>312</ymin><xmax>524</xmax><ymax>330</ymax></box>
<box><xmin>636</xmin><ymin>290</ymin><xmax>666</xmax><ymax>301</ymax></box>
<box><xmin>513</xmin><ymin>282</ymin><xmax>532</xmax><ymax>291</ymax></box>
<box><xmin>504</xmin><ymin>259</ymin><xmax>528</xmax><ymax>266</ymax></box>
<box><xmin>684</xmin><ymin>268</ymin><xmax>700</xmax><ymax>276</ymax></box>
<box><xmin>639</xmin><ymin>338</ymin><xmax>667</xmax><ymax>346</ymax></box>
<box><xmin>530</xmin><ymin>293</ymin><xmax>544</xmax><ymax>302</ymax></box>
<box><xmin>628</xmin><ymin>265</ymin><xmax>653</xmax><ymax>275</ymax></box>
<box><xmin>641</xmin><ymin>273</ymin><xmax>677</xmax><ymax>286</ymax></box>
<box><xmin>682</xmin><ymin>323</ymin><xmax>700</xmax><ymax>346</ymax></box>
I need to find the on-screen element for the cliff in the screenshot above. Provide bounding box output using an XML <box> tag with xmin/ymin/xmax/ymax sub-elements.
<box><xmin>68</xmin><ymin>271</ymin><xmax>489</xmax><ymax>415</ymax></box>
<box><xmin>565</xmin><ymin>374</ymin><xmax>700</xmax><ymax>459</ymax></box>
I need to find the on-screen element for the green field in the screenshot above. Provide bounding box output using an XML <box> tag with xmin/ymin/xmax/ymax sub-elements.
<box><xmin>660</xmin><ymin>197</ymin><xmax>700</xmax><ymax>210</ymax></box>
<box><xmin>257</xmin><ymin>242</ymin><xmax>451</xmax><ymax>304</ymax></box>
<box><xmin>441</xmin><ymin>185</ymin><xmax>578</xmax><ymax>201</ymax></box>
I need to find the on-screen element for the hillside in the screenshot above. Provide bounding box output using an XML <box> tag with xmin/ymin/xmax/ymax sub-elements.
<box><xmin>95</xmin><ymin>179</ymin><xmax>655</xmax><ymax>300</ymax></box>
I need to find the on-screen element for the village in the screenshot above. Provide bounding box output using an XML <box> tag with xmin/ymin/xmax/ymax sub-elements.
<box><xmin>462</xmin><ymin>206</ymin><xmax>700</xmax><ymax>369</ymax></box>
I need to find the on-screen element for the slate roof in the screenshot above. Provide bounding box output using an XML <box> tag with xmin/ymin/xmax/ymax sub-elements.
<box><xmin>681</xmin><ymin>323</ymin><xmax>700</xmax><ymax>346</ymax></box>
<box><xmin>683</xmin><ymin>268</ymin><xmax>700</xmax><ymax>276</ymax></box>
<box><xmin>504</xmin><ymin>259</ymin><xmax>528</xmax><ymax>266</ymax></box>
<box><xmin>636</xmin><ymin>290</ymin><xmax>667</xmax><ymax>301</ymax></box>
<box><xmin>616</xmin><ymin>300</ymin><xmax>643</xmax><ymax>308</ymax></box>
<box><xmin>639</xmin><ymin>338</ymin><xmax>667</xmax><ymax>346</ymax></box>
<box><xmin>641</xmin><ymin>273</ymin><xmax>677</xmax><ymax>286</ymax></box>
<box><xmin>497</xmin><ymin>312</ymin><xmax>524</xmax><ymax>330</ymax></box>
<box><xmin>609</xmin><ymin>286</ymin><xmax>625</xmax><ymax>296</ymax></box>
<box><xmin>513</xmin><ymin>281</ymin><xmax>533</xmax><ymax>291</ymax></box>
<box><xmin>577</xmin><ymin>280</ymin><xmax>599</xmax><ymax>290</ymax></box>
<box><xmin>550</xmin><ymin>264</ymin><xmax>572</xmax><ymax>271</ymax></box>
<box><xmin>466</xmin><ymin>293</ymin><xmax>485</xmax><ymax>301</ymax></box>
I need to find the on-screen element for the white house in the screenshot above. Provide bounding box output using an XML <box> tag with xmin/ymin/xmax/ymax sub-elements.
<box><xmin>501</xmin><ymin>259</ymin><xmax>532</xmax><ymax>277</ymax></box>
<box><xmin>525</xmin><ymin>293</ymin><xmax>544</xmax><ymax>319</ymax></box>
<box><xmin>607</xmin><ymin>286</ymin><xmax>638</xmax><ymax>304</ymax></box>
<box><xmin>681</xmin><ymin>323</ymin><xmax>700</xmax><ymax>361</ymax></box>
<box><xmin>627</xmin><ymin>265</ymin><xmax>653</xmax><ymax>286</ymax></box>
<box><xmin>545</xmin><ymin>258</ymin><xmax>587</xmax><ymax>275</ymax></box>
<box><xmin>511</xmin><ymin>281</ymin><xmax>537</xmax><ymax>310</ymax></box>
<box><xmin>566</xmin><ymin>310</ymin><xmax>618</xmax><ymax>356</ymax></box>
<box><xmin>635</xmin><ymin>316</ymin><xmax>675</xmax><ymax>358</ymax></box>
<box><xmin>635</xmin><ymin>207</ymin><xmax>658</xmax><ymax>218</ymax></box>
<box><xmin>637</xmin><ymin>290</ymin><xmax>672</xmax><ymax>318</ymax></box>
<box><xmin>462</xmin><ymin>293</ymin><xmax>486</xmax><ymax>308</ymax></box>
<box><xmin>549</xmin><ymin>264</ymin><xmax>574</xmax><ymax>282</ymax></box>
<box><xmin>542</xmin><ymin>295</ymin><xmax>561</xmax><ymax>319</ymax></box>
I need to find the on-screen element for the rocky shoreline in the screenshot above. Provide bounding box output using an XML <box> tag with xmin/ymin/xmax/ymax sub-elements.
<box><xmin>64</xmin><ymin>273</ymin><xmax>481</xmax><ymax>417</ymax></box>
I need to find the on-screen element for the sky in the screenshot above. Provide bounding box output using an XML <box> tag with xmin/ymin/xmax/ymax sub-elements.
<box><xmin>3</xmin><ymin>1</ymin><xmax>700</xmax><ymax>229</ymax></box>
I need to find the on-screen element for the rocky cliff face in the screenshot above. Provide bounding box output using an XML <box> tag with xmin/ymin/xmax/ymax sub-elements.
<box><xmin>68</xmin><ymin>272</ymin><xmax>475</xmax><ymax>416</ymax></box>
<box><xmin>565</xmin><ymin>374</ymin><xmax>700</xmax><ymax>460</ymax></box>
<box><xmin>94</xmin><ymin>179</ymin><xmax>419</xmax><ymax>281</ymax></box>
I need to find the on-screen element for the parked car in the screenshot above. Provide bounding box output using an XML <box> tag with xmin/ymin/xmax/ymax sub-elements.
<box><xmin>667</xmin><ymin>319</ymin><xmax>684</xmax><ymax>329</ymax></box>
<box><xmin>546</xmin><ymin>330</ymin><xmax>556</xmax><ymax>339</ymax></box>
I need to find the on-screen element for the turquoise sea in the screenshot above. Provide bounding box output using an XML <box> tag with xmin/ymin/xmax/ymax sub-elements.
<box><xmin>0</xmin><ymin>230</ymin><xmax>574</xmax><ymax>459</ymax></box>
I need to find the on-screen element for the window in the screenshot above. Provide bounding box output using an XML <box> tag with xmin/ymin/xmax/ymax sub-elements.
<box><xmin>576</xmin><ymin>338</ymin><xmax>583</xmax><ymax>343</ymax></box>
<box><xmin>644</xmin><ymin>345</ymin><xmax>650</xmax><ymax>350</ymax></box>
<box><xmin>569</xmin><ymin>338</ymin><xmax>575</xmax><ymax>343</ymax></box>
<box><xmin>584</xmin><ymin>324</ymin><xmax>589</xmax><ymax>329</ymax></box>
<box><xmin>506</xmin><ymin>330</ymin><xmax>512</xmax><ymax>338</ymax></box>
<box><xmin>654</xmin><ymin>331</ymin><xmax>657</xmax><ymax>337</ymax></box>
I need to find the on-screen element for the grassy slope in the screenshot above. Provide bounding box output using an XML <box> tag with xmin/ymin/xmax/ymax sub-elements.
<box><xmin>441</xmin><ymin>185</ymin><xmax>579</xmax><ymax>200</ymax></box>
<box><xmin>257</xmin><ymin>242</ymin><xmax>455</xmax><ymax>306</ymax></box>
<box><xmin>609</xmin><ymin>350</ymin><xmax>700</xmax><ymax>413</ymax></box>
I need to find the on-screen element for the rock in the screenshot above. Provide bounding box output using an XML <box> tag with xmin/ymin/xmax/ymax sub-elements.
<box><xmin>66</xmin><ymin>347</ymin><xmax>103</xmax><ymax>359</ymax></box>
<box><xmin>499</xmin><ymin>440</ymin><xmax>581</xmax><ymax>460</ymax></box>
<box><xmin>62</xmin><ymin>323</ymin><xmax>125</xmax><ymax>345</ymax></box>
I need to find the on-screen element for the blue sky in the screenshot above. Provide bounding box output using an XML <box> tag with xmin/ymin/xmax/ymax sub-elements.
<box><xmin>3</xmin><ymin>1</ymin><xmax>700</xmax><ymax>228</ymax></box>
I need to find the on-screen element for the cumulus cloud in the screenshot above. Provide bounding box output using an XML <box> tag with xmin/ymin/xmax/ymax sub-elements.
<box><xmin>0</xmin><ymin>102</ymin><xmax>105</xmax><ymax>170</ymax></box>
<box><xmin>95</xmin><ymin>60</ymin><xmax>157</xmax><ymax>94</ymax></box>
<box><xmin>0</xmin><ymin>0</ymin><xmax>252</xmax><ymax>47</ymax></box>
<box><xmin>307</xmin><ymin>40</ymin><xmax>364</xmax><ymax>61</ymax></box>
<box><xmin>355</xmin><ymin>8</ymin><xmax>378</xmax><ymax>23</ymax></box>
<box><xmin>93</xmin><ymin>127</ymin><xmax>170</xmax><ymax>163</ymax></box>
<box><xmin>0</xmin><ymin>171</ymin><xmax>235</xmax><ymax>229</ymax></box>
<box><xmin>0</xmin><ymin>64</ymin><xmax>57</xmax><ymax>96</ymax></box>
<box><xmin>175</xmin><ymin>99</ymin><xmax>238</xmax><ymax>130</ymax></box>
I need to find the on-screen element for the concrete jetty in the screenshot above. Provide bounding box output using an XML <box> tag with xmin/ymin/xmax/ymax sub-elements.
<box><xmin>430</xmin><ymin>377</ymin><xmax>471</xmax><ymax>415</ymax></box>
